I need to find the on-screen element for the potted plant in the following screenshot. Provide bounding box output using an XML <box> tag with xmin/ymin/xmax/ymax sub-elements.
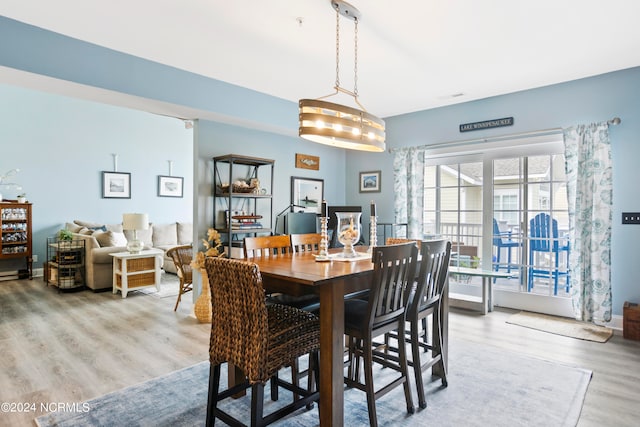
<box><xmin>17</xmin><ymin>193</ymin><xmax>26</xmax><ymax>203</ymax></box>
<box><xmin>57</xmin><ymin>229</ymin><xmax>74</xmax><ymax>242</ymax></box>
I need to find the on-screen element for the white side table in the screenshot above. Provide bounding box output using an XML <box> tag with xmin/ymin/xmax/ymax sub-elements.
<box><xmin>110</xmin><ymin>249</ymin><xmax>163</xmax><ymax>298</ymax></box>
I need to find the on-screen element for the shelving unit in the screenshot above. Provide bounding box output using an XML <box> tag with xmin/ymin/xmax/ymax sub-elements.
<box><xmin>46</xmin><ymin>238</ymin><xmax>85</xmax><ymax>291</ymax></box>
<box><xmin>0</xmin><ymin>201</ymin><xmax>32</xmax><ymax>279</ymax></box>
<box><xmin>213</xmin><ymin>154</ymin><xmax>274</xmax><ymax>257</ymax></box>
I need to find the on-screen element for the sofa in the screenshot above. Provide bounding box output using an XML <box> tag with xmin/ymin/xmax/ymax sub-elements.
<box><xmin>65</xmin><ymin>220</ymin><xmax>192</xmax><ymax>291</ymax></box>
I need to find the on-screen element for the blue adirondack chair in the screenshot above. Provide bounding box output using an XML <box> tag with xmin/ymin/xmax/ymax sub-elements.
<box><xmin>492</xmin><ymin>218</ymin><xmax>521</xmax><ymax>276</ymax></box>
<box><xmin>528</xmin><ymin>213</ymin><xmax>570</xmax><ymax>295</ymax></box>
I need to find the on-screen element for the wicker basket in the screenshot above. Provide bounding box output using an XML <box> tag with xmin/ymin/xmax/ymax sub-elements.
<box><xmin>117</xmin><ymin>257</ymin><xmax>154</xmax><ymax>272</ymax></box>
<box><xmin>232</xmin><ymin>184</ymin><xmax>257</xmax><ymax>193</ymax></box>
<box><xmin>116</xmin><ymin>272</ymin><xmax>155</xmax><ymax>288</ymax></box>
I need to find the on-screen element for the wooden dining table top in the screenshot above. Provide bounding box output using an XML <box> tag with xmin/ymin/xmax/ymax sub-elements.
<box><xmin>252</xmin><ymin>249</ymin><xmax>375</xmax><ymax>294</ymax></box>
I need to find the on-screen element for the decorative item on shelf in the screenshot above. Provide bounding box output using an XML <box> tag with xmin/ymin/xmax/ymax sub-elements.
<box><xmin>298</xmin><ymin>0</ymin><xmax>385</xmax><ymax>152</ymax></box>
<box><xmin>368</xmin><ymin>201</ymin><xmax>377</xmax><ymax>254</ymax></box>
<box><xmin>336</xmin><ymin>211</ymin><xmax>362</xmax><ymax>258</ymax></box>
<box><xmin>17</xmin><ymin>193</ymin><xmax>26</xmax><ymax>204</ymax></box>
<box><xmin>190</xmin><ymin>228</ymin><xmax>224</xmax><ymax>323</ymax></box>
<box><xmin>0</xmin><ymin>168</ymin><xmax>22</xmax><ymax>202</ymax></box>
<box><xmin>316</xmin><ymin>200</ymin><xmax>331</xmax><ymax>262</ymax></box>
<box><xmin>122</xmin><ymin>213</ymin><xmax>149</xmax><ymax>254</ymax></box>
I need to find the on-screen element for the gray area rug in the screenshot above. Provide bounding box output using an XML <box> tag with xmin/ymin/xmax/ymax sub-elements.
<box><xmin>35</xmin><ymin>339</ymin><xmax>591</xmax><ymax>427</ymax></box>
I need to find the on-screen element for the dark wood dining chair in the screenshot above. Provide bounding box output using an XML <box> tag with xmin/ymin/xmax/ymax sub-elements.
<box><xmin>343</xmin><ymin>242</ymin><xmax>419</xmax><ymax>427</ymax></box>
<box><xmin>204</xmin><ymin>256</ymin><xmax>320</xmax><ymax>427</ymax></box>
<box><xmin>166</xmin><ymin>245</ymin><xmax>193</xmax><ymax>311</ymax></box>
<box><xmin>407</xmin><ymin>239</ymin><xmax>451</xmax><ymax>408</ymax></box>
<box><xmin>291</xmin><ymin>233</ymin><xmax>322</xmax><ymax>253</ymax></box>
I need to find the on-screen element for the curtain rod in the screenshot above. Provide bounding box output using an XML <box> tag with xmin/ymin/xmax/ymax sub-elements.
<box><xmin>387</xmin><ymin>117</ymin><xmax>621</xmax><ymax>153</ymax></box>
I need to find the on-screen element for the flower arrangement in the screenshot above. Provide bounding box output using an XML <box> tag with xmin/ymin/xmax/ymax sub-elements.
<box><xmin>191</xmin><ymin>228</ymin><xmax>224</xmax><ymax>269</ymax></box>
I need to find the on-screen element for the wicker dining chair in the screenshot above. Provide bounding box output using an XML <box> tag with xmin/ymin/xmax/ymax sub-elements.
<box><xmin>204</xmin><ymin>256</ymin><xmax>320</xmax><ymax>427</ymax></box>
<box><xmin>343</xmin><ymin>242</ymin><xmax>419</xmax><ymax>427</ymax></box>
<box><xmin>166</xmin><ymin>245</ymin><xmax>193</xmax><ymax>311</ymax></box>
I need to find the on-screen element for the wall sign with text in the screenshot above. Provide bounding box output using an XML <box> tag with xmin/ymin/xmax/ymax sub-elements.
<box><xmin>459</xmin><ymin>117</ymin><xmax>514</xmax><ymax>132</ymax></box>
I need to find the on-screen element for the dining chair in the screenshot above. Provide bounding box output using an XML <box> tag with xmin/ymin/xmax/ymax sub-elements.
<box><xmin>244</xmin><ymin>234</ymin><xmax>319</xmax><ymax>400</ymax></box>
<box><xmin>290</xmin><ymin>233</ymin><xmax>322</xmax><ymax>253</ymax></box>
<box><xmin>406</xmin><ymin>239</ymin><xmax>451</xmax><ymax>409</ymax></box>
<box><xmin>204</xmin><ymin>256</ymin><xmax>320</xmax><ymax>427</ymax></box>
<box><xmin>166</xmin><ymin>245</ymin><xmax>193</xmax><ymax>311</ymax></box>
<box><xmin>528</xmin><ymin>213</ymin><xmax>570</xmax><ymax>295</ymax></box>
<box><xmin>380</xmin><ymin>239</ymin><xmax>451</xmax><ymax>409</ymax></box>
<box><xmin>492</xmin><ymin>218</ymin><xmax>521</xmax><ymax>276</ymax></box>
<box><xmin>343</xmin><ymin>242</ymin><xmax>418</xmax><ymax>427</ymax></box>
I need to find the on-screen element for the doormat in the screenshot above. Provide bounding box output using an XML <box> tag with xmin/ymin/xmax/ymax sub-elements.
<box><xmin>507</xmin><ymin>311</ymin><xmax>613</xmax><ymax>343</ymax></box>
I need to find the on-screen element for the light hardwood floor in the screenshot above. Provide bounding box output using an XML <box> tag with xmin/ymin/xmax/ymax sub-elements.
<box><xmin>1</xmin><ymin>278</ymin><xmax>639</xmax><ymax>427</ymax></box>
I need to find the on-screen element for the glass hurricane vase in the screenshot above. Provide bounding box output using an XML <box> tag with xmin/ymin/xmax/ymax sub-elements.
<box><xmin>336</xmin><ymin>212</ymin><xmax>362</xmax><ymax>258</ymax></box>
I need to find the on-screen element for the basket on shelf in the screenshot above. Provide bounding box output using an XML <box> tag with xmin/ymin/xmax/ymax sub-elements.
<box><xmin>217</xmin><ymin>183</ymin><xmax>257</xmax><ymax>194</ymax></box>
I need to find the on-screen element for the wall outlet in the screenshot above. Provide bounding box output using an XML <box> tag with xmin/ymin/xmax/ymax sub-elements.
<box><xmin>32</xmin><ymin>254</ymin><xmax>38</xmax><ymax>262</ymax></box>
<box><xmin>622</xmin><ymin>212</ymin><xmax>640</xmax><ymax>224</ymax></box>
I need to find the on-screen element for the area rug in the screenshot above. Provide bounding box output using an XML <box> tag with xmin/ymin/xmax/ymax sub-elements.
<box><xmin>137</xmin><ymin>272</ymin><xmax>180</xmax><ymax>298</ymax></box>
<box><xmin>35</xmin><ymin>339</ymin><xmax>591</xmax><ymax>427</ymax></box>
<box><xmin>507</xmin><ymin>311</ymin><xmax>613</xmax><ymax>343</ymax></box>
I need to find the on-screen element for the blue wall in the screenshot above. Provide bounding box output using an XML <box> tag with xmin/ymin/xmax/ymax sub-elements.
<box><xmin>1</xmin><ymin>15</ymin><xmax>637</xmax><ymax>316</ymax></box>
<box><xmin>346</xmin><ymin>67</ymin><xmax>640</xmax><ymax>316</ymax></box>
<box><xmin>0</xmin><ymin>84</ymin><xmax>193</xmax><ymax>270</ymax></box>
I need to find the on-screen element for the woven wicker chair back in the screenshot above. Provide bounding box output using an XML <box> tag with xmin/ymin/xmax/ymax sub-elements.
<box><xmin>205</xmin><ymin>257</ymin><xmax>269</xmax><ymax>382</ymax></box>
<box><xmin>166</xmin><ymin>245</ymin><xmax>193</xmax><ymax>283</ymax></box>
<box><xmin>291</xmin><ymin>233</ymin><xmax>322</xmax><ymax>253</ymax></box>
<box><xmin>243</xmin><ymin>235</ymin><xmax>292</xmax><ymax>258</ymax></box>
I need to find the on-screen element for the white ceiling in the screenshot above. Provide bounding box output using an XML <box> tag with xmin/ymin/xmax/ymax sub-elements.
<box><xmin>2</xmin><ymin>0</ymin><xmax>640</xmax><ymax>119</ymax></box>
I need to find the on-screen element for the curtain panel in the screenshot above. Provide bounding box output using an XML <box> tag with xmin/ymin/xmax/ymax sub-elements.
<box><xmin>563</xmin><ymin>122</ymin><xmax>613</xmax><ymax>322</ymax></box>
<box><xmin>393</xmin><ymin>147</ymin><xmax>425</xmax><ymax>239</ymax></box>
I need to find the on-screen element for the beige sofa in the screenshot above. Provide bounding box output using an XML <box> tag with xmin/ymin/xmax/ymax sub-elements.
<box><xmin>65</xmin><ymin>220</ymin><xmax>192</xmax><ymax>291</ymax></box>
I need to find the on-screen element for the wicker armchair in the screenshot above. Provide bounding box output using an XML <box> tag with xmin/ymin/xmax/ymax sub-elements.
<box><xmin>166</xmin><ymin>245</ymin><xmax>193</xmax><ymax>311</ymax></box>
<box><xmin>205</xmin><ymin>257</ymin><xmax>320</xmax><ymax>427</ymax></box>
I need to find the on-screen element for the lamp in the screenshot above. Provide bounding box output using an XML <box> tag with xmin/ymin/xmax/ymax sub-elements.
<box><xmin>274</xmin><ymin>203</ymin><xmax>306</xmax><ymax>235</ymax></box>
<box><xmin>123</xmin><ymin>213</ymin><xmax>149</xmax><ymax>253</ymax></box>
<box><xmin>298</xmin><ymin>0</ymin><xmax>385</xmax><ymax>152</ymax></box>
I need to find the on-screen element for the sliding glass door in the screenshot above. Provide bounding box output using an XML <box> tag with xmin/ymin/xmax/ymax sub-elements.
<box><xmin>422</xmin><ymin>136</ymin><xmax>572</xmax><ymax>315</ymax></box>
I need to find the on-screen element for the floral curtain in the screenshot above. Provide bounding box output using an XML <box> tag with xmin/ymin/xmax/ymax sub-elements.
<box><xmin>393</xmin><ymin>147</ymin><xmax>425</xmax><ymax>239</ymax></box>
<box><xmin>563</xmin><ymin>122</ymin><xmax>612</xmax><ymax>322</ymax></box>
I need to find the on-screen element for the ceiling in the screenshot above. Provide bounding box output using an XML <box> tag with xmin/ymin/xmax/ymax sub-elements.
<box><xmin>2</xmin><ymin>0</ymin><xmax>640</xmax><ymax>119</ymax></box>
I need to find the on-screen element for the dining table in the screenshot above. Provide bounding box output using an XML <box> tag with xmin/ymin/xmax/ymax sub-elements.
<box><xmin>241</xmin><ymin>247</ymin><xmax>449</xmax><ymax>426</ymax></box>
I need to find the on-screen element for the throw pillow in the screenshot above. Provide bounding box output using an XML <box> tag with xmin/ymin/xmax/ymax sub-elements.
<box><xmin>65</xmin><ymin>222</ymin><xmax>83</xmax><ymax>233</ymax></box>
<box><xmin>94</xmin><ymin>230</ymin><xmax>128</xmax><ymax>247</ymax></box>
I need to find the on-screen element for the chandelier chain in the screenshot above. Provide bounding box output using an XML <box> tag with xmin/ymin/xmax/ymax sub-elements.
<box><xmin>354</xmin><ymin>18</ymin><xmax>359</xmax><ymax>98</ymax></box>
<box><xmin>335</xmin><ymin>9</ymin><xmax>340</xmax><ymax>89</ymax></box>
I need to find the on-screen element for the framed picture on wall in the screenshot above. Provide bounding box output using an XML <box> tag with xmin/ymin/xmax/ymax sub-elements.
<box><xmin>158</xmin><ymin>175</ymin><xmax>184</xmax><ymax>198</ymax></box>
<box><xmin>102</xmin><ymin>171</ymin><xmax>131</xmax><ymax>199</ymax></box>
<box><xmin>291</xmin><ymin>177</ymin><xmax>324</xmax><ymax>214</ymax></box>
<box><xmin>359</xmin><ymin>170</ymin><xmax>381</xmax><ymax>193</ymax></box>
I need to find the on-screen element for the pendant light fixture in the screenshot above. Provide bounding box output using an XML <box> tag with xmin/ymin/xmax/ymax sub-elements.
<box><xmin>298</xmin><ymin>0</ymin><xmax>385</xmax><ymax>152</ymax></box>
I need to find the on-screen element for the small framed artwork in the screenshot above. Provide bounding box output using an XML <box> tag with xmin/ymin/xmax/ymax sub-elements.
<box><xmin>102</xmin><ymin>171</ymin><xmax>131</xmax><ymax>199</ymax></box>
<box><xmin>158</xmin><ymin>175</ymin><xmax>184</xmax><ymax>198</ymax></box>
<box><xmin>291</xmin><ymin>177</ymin><xmax>324</xmax><ymax>214</ymax></box>
<box><xmin>359</xmin><ymin>170</ymin><xmax>381</xmax><ymax>193</ymax></box>
<box><xmin>295</xmin><ymin>153</ymin><xmax>320</xmax><ymax>170</ymax></box>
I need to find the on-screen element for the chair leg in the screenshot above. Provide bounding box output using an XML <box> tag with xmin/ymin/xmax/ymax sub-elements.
<box><xmin>250</xmin><ymin>383</ymin><xmax>265</xmax><ymax>427</ymax></box>
<box><xmin>397</xmin><ymin>322</ymin><xmax>415</xmax><ymax>415</ymax></box>
<box><xmin>410</xmin><ymin>319</ymin><xmax>427</xmax><ymax>409</ymax></box>
<box><xmin>206</xmin><ymin>363</ymin><xmax>221</xmax><ymax>427</ymax></box>
<box><xmin>435</xmin><ymin>306</ymin><xmax>448</xmax><ymax>387</ymax></box>
<box><xmin>362</xmin><ymin>336</ymin><xmax>379</xmax><ymax>427</ymax></box>
<box><xmin>174</xmin><ymin>280</ymin><xmax>184</xmax><ymax>311</ymax></box>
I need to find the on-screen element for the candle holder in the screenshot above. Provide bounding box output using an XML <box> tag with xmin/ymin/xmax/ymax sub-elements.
<box><xmin>368</xmin><ymin>215</ymin><xmax>377</xmax><ymax>254</ymax></box>
<box><xmin>315</xmin><ymin>216</ymin><xmax>331</xmax><ymax>262</ymax></box>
